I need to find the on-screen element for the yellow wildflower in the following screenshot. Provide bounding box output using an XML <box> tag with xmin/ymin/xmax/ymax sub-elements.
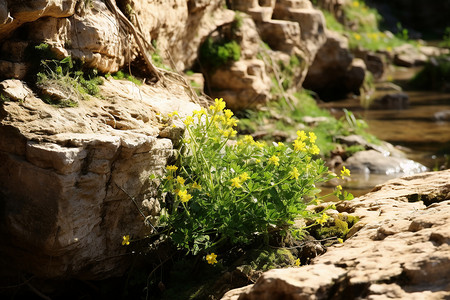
<box><xmin>168</xmin><ymin>111</ymin><xmax>179</xmax><ymax>117</ymax></box>
<box><xmin>352</xmin><ymin>1</ymin><xmax>359</xmax><ymax>7</ymax></box>
<box><xmin>165</xmin><ymin>175</ymin><xmax>173</xmax><ymax>181</ymax></box>
<box><xmin>341</xmin><ymin>166</ymin><xmax>351</xmax><ymax>178</ymax></box>
<box><xmin>240</xmin><ymin>172</ymin><xmax>250</xmax><ymax>181</ymax></box>
<box><xmin>293</xmin><ymin>139</ymin><xmax>306</xmax><ymax>152</ymax></box>
<box><xmin>269</xmin><ymin>155</ymin><xmax>280</xmax><ymax>166</ymax></box>
<box><xmin>177</xmin><ymin>176</ymin><xmax>186</xmax><ymax>185</ymax></box>
<box><xmin>206</xmin><ymin>253</ymin><xmax>218</xmax><ymax>265</ymax></box>
<box><xmin>210</xmin><ymin>98</ymin><xmax>226</xmax><ymax>112</ymax></box>
<box><xmin>231</xmin><ymin>177</ymin><xmax>242</xmax><ymax>188</ymax></box>
<box><xmin>316</xmin><ymin>213</ymin><xmax>330</xmax><ymax>225</ymax></box>
<box><xmin>255</xmin><ymin>158</ymin><xmax>261</xmax><ymax>163</ymax></box>
<box><xmin>354</xmin><ymin>33</ymin><xmax>361</xmax><ymax>41</ymax></box>
<box><xmin>222</xmin><ymin>128</ymin><xmax>237</xmax><ymax>138</ymax></box>
<box><xmin>289</xmin><ymin>167</ymin><xmax>300</xmax><ymax>180</ymax></box>
<box><xmin>336</xmin><ymin>185</ymin><xmax>342</xmax><ymax>191</ymax></box>
<box><xmin>183</xmin><ymin>116</ymin><xmax>194</xmax><ymax>125</ymax></box>
<box><xmin>224</xmin><ymin>109</ymin><xmax>234</xmax><ymax>119</ymax></box>
<box><xmin>166</xmin><ymin>165</ymin><xmax>178</xmax><ymax>172</ymax></box>
<box><xmin>192</xmin><ymin>182</ymin><xmax>202</xmax><ymax>190</ymax></box>
<box><xmin>297</xmin><ymin>130</ymin><xmax>307</xmax><ymax>141</ymax></box>
<box><xmin>309</xmin><ymin>132</ymin><xmax>317</xmax><ymax>144</ymax></box>
<box><xmin>178</xmin><ymin>190</ymin><xmax>192</xmax><ymax>202</ymax></box>
<box><xmin>193</xmin><ymin>108</ymin><xmax>207</xmax><ymax>116</ymax></box>
<box><xmin>309</xmin><ymin>144</ymin><xmax>320</xmax><ymax>155</ymax></box>
<box><xmin>227</xmin><ymin>118</ymin><xmax>238</xmax><ymax>127</ymax></box>
<box><xmin>254</xmin><ymin>141</ymin><xmax>265</xmax><ymax>148</ymax></box>
<box><xmin>122</xmin><ymin>235</ymin><xmax>131</xmax><ymax>246</ymax></box>
<box><xmin>294</xmin><ymin>258</ymin><xmax>301</xmax><ymax>266</ymax></box>
<box><xmin>338</xmin><ymin>238</ymin><xmax>344</xmax><ymax>244</ymax></box>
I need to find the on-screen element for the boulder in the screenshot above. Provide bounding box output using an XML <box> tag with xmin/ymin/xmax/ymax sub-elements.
<box><xmin>222</xmin><ymin>169</ymin><xmax>450</xmax><ymax>300</ymax></box>
<box><xmin>303</xmin><ymin>30</ymin><xmax>366</xmax><ymax>99</ymax></box>
<box><xmin>0</xmin><ymin>78</ymin><xmax>199</xmax><ymax>280</ymax></box>
<box><xmin>344</xmin><ymin>149</ymin><xmax>427</xmax><ymax>175</ymax></box>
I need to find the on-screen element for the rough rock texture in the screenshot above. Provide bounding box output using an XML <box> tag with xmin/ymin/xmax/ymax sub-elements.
<box><xmin>0</xmin><ymin>0</ymin><xmax>234</xmax><ymax>77</ymax></box>
<box><xmin>0</xmin><ymin>78</ymin><xmax>199</xmax><ymax>279</ymax></box>
<box><xmin>222</xmin><ymin>170</ymin><xmax>450</xmax><ymax>300</ymax></box>
<box><xmin>303</xmin><ymin>30</ymin><xmax>366</xmax><ymax>99</ymax></box>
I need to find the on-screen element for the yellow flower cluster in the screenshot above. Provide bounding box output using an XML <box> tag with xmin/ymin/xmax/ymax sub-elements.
<box><xmin>293</xmin><ymin>130</ymin><xmax>320</xmax><ymax>155</ymax></box>
<box><xmin>340</xmin><ymin>166</ymin><xmax>351</xmax><ymax>179</ymax></box>
<box><xmin>289</xmin><ymin>167</ymin><xmax>300</xmax><ymax>180</ymax></box>
<box><xmin>206</xmin><ymin>253</ymin><xmax>218</xmax><ymax>264</ymax></box>
<box><xmin>231</xmin><ymin>172</ymin><xmax>250</xmax><ymax>188</ymax></box>
<box><xmin>316</xmin><ymin>213</ymin><xmax>329</xmax><ymax>225</ymax></box>
<box><xmin>269</xmin><ymin>155</ymin><xmax>280</xmax><ymax>166</ymax></box>
<box><xmin>178</xmin><ymin>190</ymin><xmax>192</xmax><ymax>203</ymax></box>
<box><xmin>122</xmin><ymin>235</ymin><xmax>130</xmax><ymax>246</ymax></box>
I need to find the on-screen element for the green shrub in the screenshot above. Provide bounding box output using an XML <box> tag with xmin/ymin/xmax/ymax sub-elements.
<box><xmin>200</xmin><ymin>37</ymin><xmax>241</xmax><ymax>67</ymax></box>
<box><xmin>154</xmin><ymin>99</ymin><xmax>352</xmax><ymax>261</ymax></box>
<box><xmin>29</xmin><ymin>43</ymin><xmax>103</xmax><ymax>106</ymax></box>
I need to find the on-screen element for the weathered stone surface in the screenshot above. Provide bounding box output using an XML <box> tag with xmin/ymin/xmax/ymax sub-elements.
<box><xmin>0</xmin><ymin>78</ymin><xmax>199</xmax><ymax>279</ymax></box>
<box><xmin>210</xmin><ymin>59</ymin><xmax>271</xmax><ymax>110</ymax></box>
<box><xmin>230</xmin><ymin>0</ymin><xmax>276</xmax><ymax>22</ymax></box>
<box><xmin>222</xmin><ymin>170</ymin><xmax>450</xmax><ymax>300</ymax></box>
<box><xmin>273</xmin><ymin>0</ymin><xmax>327</xmax><ymax>60</ymax></box>
<box><xmin>303</xmin><ymin>30</ymin><xmax>366</xmax><ymax>99</ymax></box>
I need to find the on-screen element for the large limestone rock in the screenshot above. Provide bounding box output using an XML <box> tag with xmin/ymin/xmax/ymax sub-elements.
<box><xmin>0</xmin><ymin>78</ymin><xmax>199</xmax><ymax>279</ymax></box>
<box><xmin>222</xmin><ymin>169</ymin><xmax>450</xmax><ymax>299</ymax></box>
<box><xmin>303</xmin><ymin>30</ymin><xmax>366</xmax><ymax>99</ymax></box>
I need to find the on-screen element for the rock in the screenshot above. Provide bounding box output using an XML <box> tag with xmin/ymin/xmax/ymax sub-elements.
<box><xmin>210</xmin><ymin>59</ymin><xmax>271</xmax><ymax>110</ymax></box>
<box><xmin>259</xmin><ymin>19</ymin><xmax>302</xmax><ymax>53</ymax></box>
<box><xmin>371</xmin><ymin>92</ymin><xmax>409</xmax><ymax>110</ymax></box>
<box><xmin>222</xmin><ymin>170</ymin><xmax>450</xmax><ymax>300</ymax></box>
<box><xmin>207</xmin><ymin>16</ymin><xmax>271</xmax><ymax>110</ymax></box>
<box><xmin>273</xmin><ymin>0</ymin><xmax>327</xmax><ymax>60</ymax></box>
<box><xmin>393</xmin><ymin>44</ymin><xmax>428</xmax><ymax>67</ymax></box>
<box><xmin>303</xmin><ymin>30</ymin><xmax>366</xmax><ymax>99</ymax></box>
<box><xmin>0</xmin><ymin>78</ymin><xmax>200</xmax><ymax>280</ymax></box>
<box><xmin>230</xmin><ymin>0</ymin><xmax>276</xmax><ymax>22</ymax></box>
<box><xmin>344</xmin><ymin>149</ymin><xmax>427</xmax><ymax>175</ymax></box>
<box><xmin>0</xmin><ymin>79</ymin><xmax>34</xmax><ymax>102</ymax></box>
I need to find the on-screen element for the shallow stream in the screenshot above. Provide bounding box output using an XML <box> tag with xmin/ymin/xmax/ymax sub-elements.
<box><xmin>320</xmin><ymin>67</ymin><xmax>450</xmax><ymax>196</ymax></box>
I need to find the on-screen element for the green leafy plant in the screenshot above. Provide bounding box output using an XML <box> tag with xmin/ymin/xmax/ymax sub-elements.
<box><xmin>200</xmin><ymin>37</ymin><xmax>241</xmax><ymax>67</ymax></box>
<box><xmin>108</xmin><ymin>70</ymin><xmax>142</xmax><ymax>85</ymax></box>
<box><xmin>31</xmin><ymin>43</ymin><xmax>103</xmax><ymax>106</ymax></box>
<box><xmin>439</xmin><ymin>27</ymin><xmax>450</xmax><ymax>48</ymax></box>
<box><xmin>154</xmin><ymin>99</ymin><xmax>352</xmax><ymax>260</ymax></box>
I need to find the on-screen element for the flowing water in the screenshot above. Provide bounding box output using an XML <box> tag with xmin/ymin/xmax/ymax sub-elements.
<box><xmin>319</xmin><ymin>67</ymin><xmax>450</xmax><ymax>197</ymax></box>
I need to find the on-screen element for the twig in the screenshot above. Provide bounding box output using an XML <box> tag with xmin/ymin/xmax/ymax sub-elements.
<box><xmin>104</xmin><ymin>0</ymin><xmax>161</xmax><ymax>82</ymax></box>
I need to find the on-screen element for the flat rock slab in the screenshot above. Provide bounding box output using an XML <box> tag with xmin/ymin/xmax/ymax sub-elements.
<box><xmin>222</xmin><ymin>170</ymin><xmax>450</xmax><ymax>300</ymax></box>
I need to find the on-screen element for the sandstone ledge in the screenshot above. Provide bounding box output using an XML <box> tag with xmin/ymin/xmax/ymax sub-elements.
<box><xmin>222</xmin><ymin>169</ymin><xmax>450</xmax><ymax>300</ymax></box>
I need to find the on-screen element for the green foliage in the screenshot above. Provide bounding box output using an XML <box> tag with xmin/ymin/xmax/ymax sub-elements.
<box><xmin>155</xmin><ymin>99</ymin><xmax>348</xmax><ymax>257</ymax></box>
<box><xmin>30</xmin><ymin>43</ymin><xmax>103</xmax><ymax>107</ymax></box>
<box><xmin>200</xmin><ymin>37</ymin><xmax>241</xmax><ymax>67</ymax></box>
<box><xmin>110</xmin><ymin>70</ymin><xmax>142</xmax><ymax>85</ymax></box>
<box><xmin>439</xmin><ymin>27</ymin><xmax>450</xmax><ymax>48</ymax></box>
<box><xmin>324</xmin><ymin>1</ymin><xmax>412</xmax><ymax>52</ymax></box>
<box><xmin>409</xmin><ymin>55</ymin><xmax>450</xmax><ymax>90</ymax></box>
<box><xmin>232</xmin><ymin>11</ymin><xmax>243</xmax><ymax>33</ymax></box>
